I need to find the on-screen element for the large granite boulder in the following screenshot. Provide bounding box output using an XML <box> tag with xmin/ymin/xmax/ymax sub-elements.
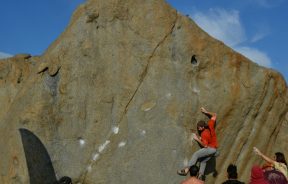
<box><xmin>0</xmin><ymin>0</ymin><xmax>287</xmax><ymax>183</ymax></box>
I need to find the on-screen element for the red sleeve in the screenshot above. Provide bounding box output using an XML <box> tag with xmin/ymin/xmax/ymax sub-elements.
<box><xmin>208</xmin><ymin>115</ymin><xmax>216</xmax><ymax>130</ymax></box>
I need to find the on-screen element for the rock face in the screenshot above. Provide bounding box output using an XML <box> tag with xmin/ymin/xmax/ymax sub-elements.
<box><xmin>0</xmin><ymin>0</ymin><xmax>287</xmax><ymax>183</ymax></box>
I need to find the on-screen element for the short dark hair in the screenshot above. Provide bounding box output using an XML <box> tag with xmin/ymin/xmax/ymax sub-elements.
<box><xmin>58</xmin><ymin>176</ymin><xmax>72</xmax><ymax>184</ymax></box>
<box><xmin>227</xmin><ymin>164</ymin><xmax>238</xmax><ymax>179</ymax></box>
<box><xmin>197</xmin><ymin>120</ymin><xmax>206</xmax><ymax>128</ymax></box>
<box><xmin>189</xmin><ymin>165</ymin><xmax>199</xmax><ymax>177</ymax></box>
<box><xmin>275</xmin><ymin>152</ymin><xmax>287</xmax><ymax>166</ymax></box>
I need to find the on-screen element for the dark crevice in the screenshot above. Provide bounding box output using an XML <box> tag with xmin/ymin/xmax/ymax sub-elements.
<box><xmin>37</xmin><ymin>67</ymin><xmax>48</xmax><ymax>74</ymax></box>
<box><xmin>191</xmin><ymin>55</ymin><xmax>198</xmax><ymax>65</ymax></box>
<box><xmin>17</xmin><ymin>70</ymin><xmax>23</xmax><ymax>84</ymax></box>
<box><xmin>50</xmin><ymin>66</ymin><xmax>61</xmax><ymax>77</ymax></box>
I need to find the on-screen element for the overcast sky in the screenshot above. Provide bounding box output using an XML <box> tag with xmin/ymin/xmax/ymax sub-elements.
<box><xmin>0</xmin><ymin>0</ymin><xmax>287</xmax><ymax>82</ymax></box>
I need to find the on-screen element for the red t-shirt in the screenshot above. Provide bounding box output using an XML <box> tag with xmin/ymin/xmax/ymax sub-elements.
<box><xmin>200</xmin><ymin>115</ymin><xmax>218</xmax><ymax>148</ymax></box>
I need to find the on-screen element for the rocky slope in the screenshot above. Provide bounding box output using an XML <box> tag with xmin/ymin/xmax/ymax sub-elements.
<box><xmin>0</xmin><ymin>0</ymin><xmax>287</xmax><ymax>183</ymax></box>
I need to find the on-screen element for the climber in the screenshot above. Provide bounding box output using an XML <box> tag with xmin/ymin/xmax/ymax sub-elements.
<box><xmin>177</xmin><ymin>107</ymin><xmax>218</xmax><ymax>181</ymax></box>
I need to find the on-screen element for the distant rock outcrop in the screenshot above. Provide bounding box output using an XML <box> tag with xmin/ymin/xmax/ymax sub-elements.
<box><xmin>0</xmin><ymin>0</ymin><xmax>287</xmax><ymax>183</ymax></box>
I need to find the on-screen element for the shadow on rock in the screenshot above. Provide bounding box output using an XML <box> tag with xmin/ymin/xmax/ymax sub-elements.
<box><xmin>19</xmin><ymin>128</ymin><xmax>58</xmax><ymax>184</ymax></box>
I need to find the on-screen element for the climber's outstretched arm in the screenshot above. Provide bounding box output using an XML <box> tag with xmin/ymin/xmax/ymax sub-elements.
<box><xmin>201</xmin><ymin>107</ymin><xmax>216</xmax><ymax>119</ymax></box>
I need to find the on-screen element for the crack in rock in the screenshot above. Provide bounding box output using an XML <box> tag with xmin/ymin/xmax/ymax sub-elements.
<box><xmin>80</xmin><ymin>11</ymin><xmax>178</xmax><ymax>184</ymax></box>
